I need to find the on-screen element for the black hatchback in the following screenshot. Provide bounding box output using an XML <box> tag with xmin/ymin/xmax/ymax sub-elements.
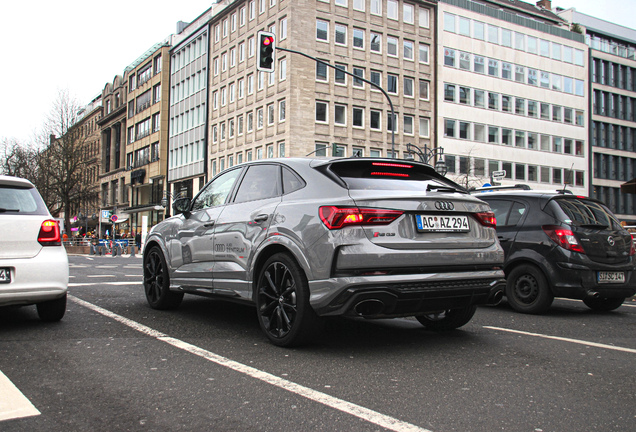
<box><xmin>478</xmin><ymin>190</ymin><xmax>635</xmax><ymax>314</ymax></box>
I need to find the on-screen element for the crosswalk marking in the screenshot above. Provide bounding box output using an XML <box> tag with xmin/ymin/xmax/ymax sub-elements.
<box><xmin>0</xmin><ymin>371</ymin><xmax>40</xmax><ymax>421</ymax></box>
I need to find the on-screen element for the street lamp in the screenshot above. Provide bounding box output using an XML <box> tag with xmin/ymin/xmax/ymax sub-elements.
<box><xmin>405</xmin><ymin>143</ymin><xmax>447</xmax><ymax>176</ymax></box>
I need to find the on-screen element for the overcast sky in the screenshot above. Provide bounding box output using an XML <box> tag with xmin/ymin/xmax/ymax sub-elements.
<box><xmin>0</xmin><ymin>0</ymin><xmax>633</xmax><ymax>143</ymax></box>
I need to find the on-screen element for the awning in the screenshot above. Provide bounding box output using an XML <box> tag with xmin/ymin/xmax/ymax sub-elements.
<box><xmin>621</xmin><ymin>178</ymin><xmax>636</xmax><ymax>194</ymax></box>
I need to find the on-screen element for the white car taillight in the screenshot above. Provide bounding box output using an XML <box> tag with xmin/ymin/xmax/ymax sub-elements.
<box><xmin>38</xmin><ymin>220</ymin><xmax>62</xmax><ymax>246</ymax></box>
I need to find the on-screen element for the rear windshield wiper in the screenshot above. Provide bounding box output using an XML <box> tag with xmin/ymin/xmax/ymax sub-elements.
<box><xmin>426</xmin><ymin>184</ymin><xmax>465</xmax><ymax>194</ymax></box>
<box><xmin>0</xmin><ymin>208</ymin><xmax>20</xmax><ymax>213</ymax></box>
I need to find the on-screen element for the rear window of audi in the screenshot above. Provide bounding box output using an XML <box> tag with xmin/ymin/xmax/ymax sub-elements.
<box><xmin>0</xmin><ymin>186</ymin><xmax>49</xmax><ymax>215</ymax></box>
<box><xmin>328</xmin><ymin>160</ymin><xmax>461</xmax><ymax>191</ymax></box>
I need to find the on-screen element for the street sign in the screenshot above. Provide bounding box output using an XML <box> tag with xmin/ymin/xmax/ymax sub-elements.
<box><xmin>491</xmin><ymin>170</ymin><xmax>506</xmax><ymax>180</ymax></box>
<box><xmin>111</xmin><ymin>215</ymin><xmax>118</xmax><ymax>222</ymax></box>
<box><xmin>101</xmin><ymin>210</ymin><xmax>110</xmax><ymax>219</ymax></box>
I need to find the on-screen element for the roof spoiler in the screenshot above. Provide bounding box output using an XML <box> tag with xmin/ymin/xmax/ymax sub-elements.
<box><xmin>469</xmin><ymin>184</ymin><xmax>532</xmax><ymax>193</ymax></box>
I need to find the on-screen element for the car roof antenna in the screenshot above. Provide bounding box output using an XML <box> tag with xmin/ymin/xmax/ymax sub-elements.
<box><xmin>561</xmin><ymin>163</ymin><xmax>574</xmax><ymax>194</ymax></box>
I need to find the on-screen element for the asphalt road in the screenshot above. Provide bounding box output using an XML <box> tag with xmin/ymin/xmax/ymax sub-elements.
<box><xmin>0</xmin><ymin>254</ymin><xmax>634</xmax><ymax>431</ymax></box>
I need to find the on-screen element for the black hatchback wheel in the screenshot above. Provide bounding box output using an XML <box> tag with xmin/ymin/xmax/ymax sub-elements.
<box><xmin>143</xmin><ymin>246</ymin><xmax>183</xmax><ymax>310</ymax></box>
<box><xmin>506</xmin><ymin>264</ymin><xmax>553</xmax><ymax>314</ymax></box>
<box><xmin>256</xmin><ymin>253</ymin><xmax>319</xmax><ymax>347</ymax></box>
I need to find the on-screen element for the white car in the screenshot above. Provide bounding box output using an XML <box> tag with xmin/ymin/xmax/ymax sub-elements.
<box><xmin>0</xmin><ymin>175</ymin><xmax>68</xmax><ymax>320</ymax></box>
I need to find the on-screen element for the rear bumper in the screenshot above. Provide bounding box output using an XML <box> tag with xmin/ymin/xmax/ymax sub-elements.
<box><xmin>0</xmin><ymin>247</ymin><xmax>69</xmax><ymax>307</ymax></box>
<box><xmin>309</xmin><ymin>270</ymin><xmax>506</xmax><ymax>317</ymax></box>
<box><xmin>551</xmin><ymin>261</ymin><xmax>636</xmax><ymax>299</ymax></box>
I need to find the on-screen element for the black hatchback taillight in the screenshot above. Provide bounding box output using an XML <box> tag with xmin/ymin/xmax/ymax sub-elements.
<box><xmin>38</xmin><ymin>220</ymin><xmax>62</xmax><ymax>246</ymax></box>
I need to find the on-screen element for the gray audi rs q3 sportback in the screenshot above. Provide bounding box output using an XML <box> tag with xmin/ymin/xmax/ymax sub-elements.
<box><xmin>143</xmin><ymin>158</ymin><xmax>505</xmax><ymax>346</ymax></box>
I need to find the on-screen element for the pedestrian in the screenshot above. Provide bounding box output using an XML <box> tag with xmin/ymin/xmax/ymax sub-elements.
<box><xmin>135</xmin><ymin>231</ymin><xmax>142</xmax><ymax>253</ymax></box>
<box><xmin>90</xmin><ymin>234</ymin><xmax>98</xmax><ymax>255</ymax></box>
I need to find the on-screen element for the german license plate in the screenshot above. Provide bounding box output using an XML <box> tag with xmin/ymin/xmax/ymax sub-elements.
<box><xmin>0</xmin><ymin>268</ymin><xmax>11</xmax><ymax>284</ymax></box>
<box><xmin>598</xmin><ymin>271</ymin><xmax>625</xmax><ymax>284</ymax></box>
<box><xmin>416</xmin><ymin>215</ymin><xmax>470</xmax><ymax>232</ymax></box>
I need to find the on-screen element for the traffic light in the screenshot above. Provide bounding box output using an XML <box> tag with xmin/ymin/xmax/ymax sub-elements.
<box><xmin>257</xmin><ymin>31</ymin><xmax>275</xmax><ymax>72</ymax></box>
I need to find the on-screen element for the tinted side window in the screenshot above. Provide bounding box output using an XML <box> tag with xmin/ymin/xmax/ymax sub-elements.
<box><xmin>192</xmin><ymin>168</ymin><xmax>242</xmax><ymax>210</ymax></box>
<box><xmin>485</xmin><ymin>199</ymin><xmax>512</xmax><ymax>227</ymax></box>
<box><xmin>234</xmin><ymin>164</ymin><xmax>281</xmax><ymax>203</ymax></box>
<box><xmin>507</xmin><ymin>202</ymin><xmax>527</xmax><ymax>226</ymax></box>
<box><xmin>282</xmin><ymin>167</ymin><xmax>305</xmax><ymax>194</ymax></box>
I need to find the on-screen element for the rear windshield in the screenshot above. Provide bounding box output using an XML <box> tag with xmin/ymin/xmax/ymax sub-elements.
<box><xmin>554</xmin><ymin>198</ymin><xmax>622</xmax><ymax>230</ymax></box>
<box><xmin>0</xmin><ymin>185</ymin><xmax>49</xmax><ymax>215</ymax></box>
<box><xmin>327</xmin><ymin>160</ymin><xmax>464</xmax><ymax>192</ymax></box>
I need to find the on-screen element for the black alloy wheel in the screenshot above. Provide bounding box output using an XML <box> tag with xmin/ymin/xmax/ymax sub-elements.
<box><xmin>256</xmin><ymin>253</ymin><xmax>318</xmax><ymax>347</ymax></box>
<box><xmin>143</xmin><ymin>246</ymin><xmax>183</xmax><ymax>310</ymax></box>
<box><xmin>506</xmin><ymin>264</ymin><xmax>553</xmax><ymax>314</ymax></box>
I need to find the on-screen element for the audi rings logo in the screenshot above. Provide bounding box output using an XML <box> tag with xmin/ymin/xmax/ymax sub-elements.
<box><xmin>435</xmin><ymin>201</ymin><xmax>455</xmax><ymax>211</ymax></box>
<box><xmin>607</xmin><ymin>236</ymin><xmax>615</xmax><ymax>246</ymax></box>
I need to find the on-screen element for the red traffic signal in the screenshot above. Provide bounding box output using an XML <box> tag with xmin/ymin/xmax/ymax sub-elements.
<box><xmin>257</xmin><ymin>31</ymin><xmax>276</xmax><ymax>72</ymax></box>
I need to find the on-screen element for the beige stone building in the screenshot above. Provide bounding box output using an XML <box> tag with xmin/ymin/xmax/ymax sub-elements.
<box><xmin>98</xmin><ymin>73</ymin><xmax>128</xmax><ymax>235</ymax></box>
<box><xmin>208</xmin><ymin>0</ymin><xmax>436</xmax><ymax>176</ymax></box>
<box><xmin>167</xmin><ymin>0</ymin><xmax>436</xmax><ymax>200</ymax></box>
<box><xmin>123</xmin><ymin>43</ymin><xmax>172</xmax><ymax>232</ymax></box>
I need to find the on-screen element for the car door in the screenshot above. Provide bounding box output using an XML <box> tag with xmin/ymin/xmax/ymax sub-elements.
<box><xmin>171</xmin><ymin>167</ymin><xmax>243</xmax><ymax>291</ymax></box>
<box><xmin>211</xmin><ymin>163</ymin><xmax>282</xmax><ymax>299</ymax></box>
<box><xmin>485</xmin><ymin>198</ymin><xmax>527</xmax><ymax>258</ymax></box>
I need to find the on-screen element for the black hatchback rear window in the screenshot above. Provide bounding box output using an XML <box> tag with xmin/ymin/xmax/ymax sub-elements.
<box><xmin>327</xmin><ymin>160</ymin><xmax>464</xmax><ymax>192</ymax></box>
<box><xmin>555</xmin><ymin>198</ymin><xmax>622</xmax><ymax>229</ymax></box>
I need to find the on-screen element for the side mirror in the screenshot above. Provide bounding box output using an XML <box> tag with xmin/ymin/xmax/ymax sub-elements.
<box><xmin>172</xmin><ymin>197</ymin><xmax>191</xmax><ymax>215</ymax></box>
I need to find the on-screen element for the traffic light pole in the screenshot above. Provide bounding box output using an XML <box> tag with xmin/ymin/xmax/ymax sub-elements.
<box><xmin>275</xmin><ymin>47</ymin><xmax>397</xmax><ymax>158</ymax></box>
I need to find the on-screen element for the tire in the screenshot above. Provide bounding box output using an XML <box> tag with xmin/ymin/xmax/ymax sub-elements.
<box><xmin>583</xmin><ymin>296</ymin><xmax>625</xmax><ymax>312</ymax></box>
<box><xmin>143</xmin><ymin>246</ymin><xmax>183</xmax><ymax>310</ymax></box>
<box><xmin>256</xmin><ymin>253</ymin><xmax>319</xmax><ymax>347</ymax></box>
<box><xmin>506</xmin><ymin>264</ymin><xmax>553</xmax><ymax>314</ymax></box>
<box><xmin>416</xmin><ymin>305</ymin><xmax>477</xmax><ymax>331</ymax></box>
<box><xmin>36</xmin><ymin>293</ymin><xmax>67</xmax><ymax>321</ymax></box>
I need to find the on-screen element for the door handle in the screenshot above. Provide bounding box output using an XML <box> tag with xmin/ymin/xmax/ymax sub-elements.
<box><xmin>253</xmin><ymin>214</ymin><xmax>269</xmax><ymax>222</ymax></box>
<box><xmin>203</xmin><ymin>221</ymin><xmax>215</xmax><ymax>227</ymax></box>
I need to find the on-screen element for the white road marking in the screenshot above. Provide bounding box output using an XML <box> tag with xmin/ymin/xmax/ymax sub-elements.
<box><xmin>0</xmin><ymin>371</ymin><xmax>40</xmax><ymax>421</ymax></box>
<box><xmin>69</xmin><ymin>295</ymin><xmax>431</xmax><ymax>432</ymax></box>
<box><xmin>484</xmin><ymin>326</ymin><xmax>636</xmax><ymax>354</ymax></box>
<box><xmin>69</xmin><ymin>282</ymin><xmax>139</xmax><ymax>287</ymax></box>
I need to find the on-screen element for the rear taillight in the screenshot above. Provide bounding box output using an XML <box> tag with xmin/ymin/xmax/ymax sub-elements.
<box><xmin>319</xmin><ymin>206</ymin><xmax>403</xmax><ymax>230</ymax></box>
<box><xmin>629</xmin><ymin>237</ymin><xmax>635</xmax><ymax>256</ymax></box>
<box><xmin>473</xmin><ymin>211</ymin><xmax>496</xmax><ymax>229</ymax></box>
<box><xmin>38</xmin><ymin>220</ymin><xmax>62</xmax><ymax>246</ymax></box>
<box><xmin>542</xmin><ymin>225</ymin><xmax>585</xmax><ymax>254</ymax></box>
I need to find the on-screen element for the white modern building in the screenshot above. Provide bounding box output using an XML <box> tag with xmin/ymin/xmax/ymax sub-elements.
<box><xmin>437</xmin><ymin>0</ymin><xmax>588</xmax><ymax>194</ymax></box>
<box><xmin>557</xmin><ymin>7</ymin><xmax>636</xmax><ymax>223</ymax></box>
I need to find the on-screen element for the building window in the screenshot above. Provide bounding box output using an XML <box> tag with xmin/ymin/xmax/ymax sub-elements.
<box><xmin>370</xmin><ymin>32</ymin><xmax>381</xmax><ymax>53</ymax></box>
<box><xmin>316</xmin><ymin>101</ymin><xmax>328</xmax><ymax>123</ymax></box>
<box><xmin>370</xmin><ymin>110</ymin><xmax>381</xmax><ymax>130</ymax></box>
<box><xmin>335</xmin><ymin>24</ymin><xmax>347</xmax><ymax>46</ymax></box>
<box><xmin>353</xmin><ymin>107</ymin><xmax>364</xmax><ymax>128</ymax></box>
<box><xmin>353</xmin><ymin>28</ymin><xmax>364</xmax><ymax>49</ymax></box>
<box><xmin>316</xmin><ymin>20</ymin><xmax>328</xmax><ymax>42</ymax></box>
<box><xmin>334</xmin><ymin>104</ymin><xmax>346</xmax><ymax>125</ymax></box>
